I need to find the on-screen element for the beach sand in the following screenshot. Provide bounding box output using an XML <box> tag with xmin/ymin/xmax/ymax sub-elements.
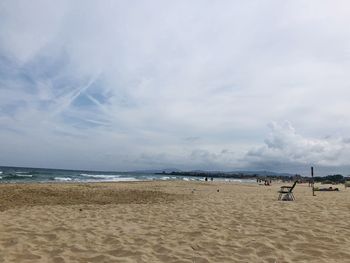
<box><xmin>0</xmin><ymin>181</ymin><xmax>350</xmax><ymax>262</ymax></box>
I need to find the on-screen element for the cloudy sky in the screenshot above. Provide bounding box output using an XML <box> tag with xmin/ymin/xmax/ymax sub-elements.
<box><xmin>1</xmin><ymin>1</ymin><xmax>350</xmax><ymax>175</ymax></box>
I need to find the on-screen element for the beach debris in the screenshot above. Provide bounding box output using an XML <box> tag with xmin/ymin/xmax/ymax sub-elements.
<box><xmin>217</xmin><ymin>189</ymin><xmax>219</xmax><ymax>192</ymax></box>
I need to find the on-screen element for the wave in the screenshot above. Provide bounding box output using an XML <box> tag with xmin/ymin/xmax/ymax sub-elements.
<box><xmin>80</xmin><ymin>173</ymin><xmax>122</xmax><ymax>179</ymax></box>
<box><xmin>15</xmin><ymin>174</ymin><xmax>33</xmax><ymax>177</ymax></box>
<box><xmin>159</xmin><ymin>176</ymin><xmax>180</xmax><ymax>181</ymax></box>
<box><xmin>182</xmin><ymin>177</ymin><xmax>201</xmax><ymax>181</ymax></box>
<box><xmin>102</xmin><ymin>177</ymin><xmax>138</xmax><ymax>182</ymax></box>
<box><xmin>54</xmin><ymin>177</ymin><xmax>72</xmax><ymax>182</ymax></box>
<box><xmin>0</xmin><ymin>171</ymin><xmax>2</xmax><ymax>175</ymax></box>
<box><xmin>1</xmin><ymin>173</ymin><xmax>33</xmax><ymax>179</ymax></box>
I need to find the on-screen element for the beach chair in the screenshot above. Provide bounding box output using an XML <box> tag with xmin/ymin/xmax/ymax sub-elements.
<box><xmin>278</xmin><ymin>181</ymin><xmax>297</xmax><ymax>201</ymax></box>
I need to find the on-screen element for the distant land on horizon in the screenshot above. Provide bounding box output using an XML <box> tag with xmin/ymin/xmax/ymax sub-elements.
<box><xmin>1</xmin><ymin>165</ymin><xmax>350</xmax><ymax>181</ymax></box>
<box><xmin>0</xmin><ymin>165</ymin><xmax>296</xmax><ymax>177</ymax></box>
<box><xmin>3</xmin><ymin>165</ymin><xmax>350</xmax><ymax>178</ymax></box>
<box><xmin>152</xmin><ymin>169</ymin><xmax>296</xmax><ymax>178</ymax></box>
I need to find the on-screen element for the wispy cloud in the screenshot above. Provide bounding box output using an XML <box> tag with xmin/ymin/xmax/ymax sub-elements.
<box><xmin>1</xmin><ymin>1</ymin><xmax>350</xmax><ymax>174</ymax></box>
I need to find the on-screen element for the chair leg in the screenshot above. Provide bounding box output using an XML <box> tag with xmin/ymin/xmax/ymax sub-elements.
<box><xmin>291</xmin><ymin>193</ymin><xmax>295</xmax><ymax>200</ymax></box>
<box><xmin>278</xmin><ymin>191</ymin><xmax>295</xmax><ymax>201</ymax></box>
<box><xmin>286</xmin><ymin>193</ymin><xmax>293</xmax><ymax>201</ymax></box>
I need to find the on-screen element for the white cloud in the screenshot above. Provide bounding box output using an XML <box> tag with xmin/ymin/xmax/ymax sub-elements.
<box><xmin>1</xmin><ymin>1</ymin><xmax>350</xmax><ymax>174</ymax></box>
<box><xmin>245</xmin><ymin>121</ymin><xmax>350</xmax><ymax>174</ymax></box>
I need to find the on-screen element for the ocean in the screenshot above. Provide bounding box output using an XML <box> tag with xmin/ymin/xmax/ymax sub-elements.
<box><xmin>0</xmin><ymin>166</ymin><xmax>256</xmax><ymax>184</ymax></box>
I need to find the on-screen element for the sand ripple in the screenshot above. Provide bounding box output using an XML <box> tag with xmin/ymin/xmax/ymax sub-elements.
<box><xmin>1</xmin><ymin>181</ymin><xmax>350</xmax><ymax>262</ymax></box>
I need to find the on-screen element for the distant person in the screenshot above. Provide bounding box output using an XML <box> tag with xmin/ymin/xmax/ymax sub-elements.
<box><xmin>205</xmin><ymin>177</ymin><xmax>208</xmax><ymax>181</ymax></box>
<box><xmin>210</xmin><ymin>177</ymin><xmax>213</xmax><ymax>181</ymax></box>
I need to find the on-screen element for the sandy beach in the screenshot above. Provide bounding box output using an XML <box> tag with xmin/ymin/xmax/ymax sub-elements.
<box><xmin>0</xmin><ymin>181</ymin><xmax>350</xmax><ymax>263</ymax></box>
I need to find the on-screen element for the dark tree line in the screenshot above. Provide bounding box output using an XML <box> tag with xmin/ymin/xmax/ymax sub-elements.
<box><xmin>313</xmin><ymin>174</ymin><xmax>349</xmax><ymax>184</ymax></box>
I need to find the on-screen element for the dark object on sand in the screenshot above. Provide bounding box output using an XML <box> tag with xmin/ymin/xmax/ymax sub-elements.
<box><xmin>314</xmin><ymin>187</ymin><xmax>339</xmax><ymax>192</ymax></box>
<box><xmin>278</xmin><ymin>181</ymin><xmax>297</xmax><ymax>201</ymax></box>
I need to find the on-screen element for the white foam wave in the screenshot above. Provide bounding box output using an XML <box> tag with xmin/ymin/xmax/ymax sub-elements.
<box><xmin>0</xmin><ymin>171</ymin><xmax>3</xmax><ymax>175</ymax></box>
<box><xmin>16</xmin><ymin>174</ymin><xmax>33</xmax><ymax>177</ymax></box>
<box><xmin>80</xmin><ymin>173</ymin><xmax>122</xmax><ymax>179</ymax></box>
<box><xmin>16</xmin><ymin>171</ymin><xmax>29</xmax><ymax>174</ymax></box>
<box><xmin>82</xmin><ymin>177</ymin><xmax>139</xmax><ymax>182</ymax></box>
<box><xmin>159</xmin><ymin>176</ymin><xmax>181</xmax><ymax>181</ymax></box>
<box><xmin>54</xmin><ymin>177</ymin><xmax>72</xmax><ymax>181</ymax></box>
<box><xmin>106</xmin><ymin>178</ymin><xmax>139</xmax><ymax>182</ymax></box>
<box><xmin>0</xmin><ymin>176</ymin><xmax>2</xmax><ymax>179</ymax></box>
<box><xmin>182</xmin><ymin>177</ymin><xmax>201</xmax><ymax>181</ymax></box>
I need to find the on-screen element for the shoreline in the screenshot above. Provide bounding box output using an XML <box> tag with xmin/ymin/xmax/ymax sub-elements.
<box><xmin>0</xmin><ymin>178</ymin><xmax>258</xmax><ymax>186</ymax></box>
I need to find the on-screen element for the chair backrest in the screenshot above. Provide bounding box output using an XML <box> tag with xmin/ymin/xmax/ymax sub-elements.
<box><xmin>289</xmin><ymin>181</ymin><xmax>298</xmax><ymax>192</ymax></box>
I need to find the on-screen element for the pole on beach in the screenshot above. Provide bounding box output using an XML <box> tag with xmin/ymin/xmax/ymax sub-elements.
<box><xmin>311</xmin><ymin>166</ymin><xmax>315</xmax><ymax>196</ymax></box>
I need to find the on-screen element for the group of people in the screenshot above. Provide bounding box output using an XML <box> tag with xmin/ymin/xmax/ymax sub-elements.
<box><xmin>204</xmin><ymin>177</ymin><xmax>214</xmax><ymax>181</ymax></box>
<box><xmin>257</xmin><ymin>178</ymin><xmax>272</xmax><ymax>186</ymax></box>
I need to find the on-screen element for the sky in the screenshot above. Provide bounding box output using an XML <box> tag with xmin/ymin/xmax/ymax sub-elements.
<box><xmin>1</xmin><ymin>0</ymin><xmax>350</xmax><ymax>175</ymax></box>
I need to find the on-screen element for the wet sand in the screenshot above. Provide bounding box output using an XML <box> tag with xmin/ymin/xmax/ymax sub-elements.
<box><xmin>0</xmin><ymin>181</ymin><xmax>350</xmax><ymax>262</ymax></box>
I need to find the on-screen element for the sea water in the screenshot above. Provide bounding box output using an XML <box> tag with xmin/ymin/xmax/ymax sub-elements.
<box><xmin>0</xmin><ymin>166</ymin><xmax>256</xmax><ymax>184</ymax></box>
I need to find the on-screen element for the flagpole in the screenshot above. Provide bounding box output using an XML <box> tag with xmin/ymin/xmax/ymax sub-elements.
<box><xmin>311</xmin><ymin>166</ymin><xmax>315</xmax><ymax>196</ymax></box>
